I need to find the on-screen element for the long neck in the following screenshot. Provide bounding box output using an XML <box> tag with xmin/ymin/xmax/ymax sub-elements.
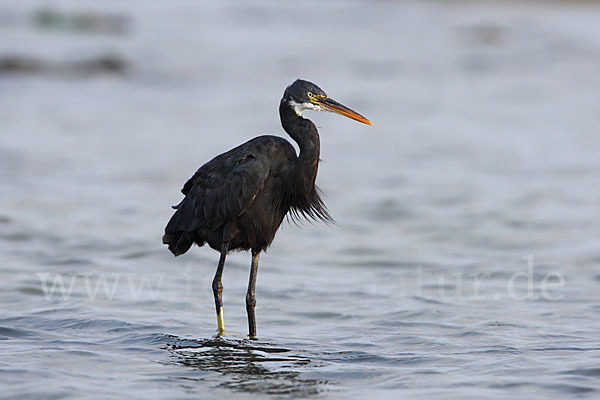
<box><xmin>279</xmin><ymin>101</ymin><xmax>320</xmax><ymax>166</ymax></box>
<box><xmin>278</xmin><ymin>101</ymin><xmax>331</xmax><ymax>222</ymax></box>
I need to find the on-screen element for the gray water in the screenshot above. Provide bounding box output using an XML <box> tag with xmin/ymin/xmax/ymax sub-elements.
<box><xmin>1</xmin><ymin>0</ymin><xmax>600</xmax><ymax>398</ymax></box>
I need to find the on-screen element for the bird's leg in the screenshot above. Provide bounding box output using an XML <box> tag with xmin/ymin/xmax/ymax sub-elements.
<box><xmin>212</xmin><ymin>242</ymin><xmax>228</xmax><ymax>336</ymax></box>
<box><xmin>245</xmin><ymin>250</ymin><xmax>260</xmax><ymax>339</ymax></box>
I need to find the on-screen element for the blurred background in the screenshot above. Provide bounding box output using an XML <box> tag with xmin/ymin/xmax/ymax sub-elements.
<box><xmin>1</xmin><ymin>0</ymin><xmax>600</xmax><ymax>399</ymax></box>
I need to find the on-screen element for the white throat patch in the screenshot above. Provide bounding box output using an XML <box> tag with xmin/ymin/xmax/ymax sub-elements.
<box><xmin>288</xmin><ymin>99</ymin><xmax>322</xmax><ymax>116</ymax></box>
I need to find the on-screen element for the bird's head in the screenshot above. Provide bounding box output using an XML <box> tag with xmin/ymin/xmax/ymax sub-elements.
<box><xmin>282</xmin><ymin>79</ymin><xmax>372</xmax><ymax>125</ymax></box>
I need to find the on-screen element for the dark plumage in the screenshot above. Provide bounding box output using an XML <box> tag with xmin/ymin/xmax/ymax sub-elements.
<box><xmin>162</xmin><ymin>79</ymin><xmax>371</xmax><ymax>338</ymax></box>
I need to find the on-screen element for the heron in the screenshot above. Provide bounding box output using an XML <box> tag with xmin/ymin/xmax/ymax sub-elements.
<box><xmin>162</xmin><ymin>79</ymin><xmax>372</xmax><ymax>338</ymax></box>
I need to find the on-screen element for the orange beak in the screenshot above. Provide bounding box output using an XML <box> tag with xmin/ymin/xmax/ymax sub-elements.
<box><xmin>319</xmin><ymin>98</ymin><xmax>372</xmax><ymax>125</ymax></box>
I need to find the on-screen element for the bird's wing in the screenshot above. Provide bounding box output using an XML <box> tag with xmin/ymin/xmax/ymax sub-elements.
<box><xmin>165</xmin><ymin>147</ymin><xmax>271</xmax><ymax>233</ymax></box>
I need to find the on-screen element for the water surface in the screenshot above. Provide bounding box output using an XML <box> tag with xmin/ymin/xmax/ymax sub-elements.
<box><xmin>1</xmin><ymin>0</ymin><xmax>600</xmax><ymax>398</ymax></box>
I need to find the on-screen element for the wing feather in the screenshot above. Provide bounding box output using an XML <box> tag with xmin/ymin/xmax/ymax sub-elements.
<box><xmin>165</xmin><ymin>149</ymin><xmax>270</xmax><ymax>234</ymax></box>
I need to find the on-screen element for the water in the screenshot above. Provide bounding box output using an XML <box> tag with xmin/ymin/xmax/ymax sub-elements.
<box><xmin>1</xmin><ymin>0</ymin><xmax>600</xmax><ymax>398</ymax></box>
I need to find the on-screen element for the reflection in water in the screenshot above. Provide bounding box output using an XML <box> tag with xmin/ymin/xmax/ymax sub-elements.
<box><xmin>163</xmin><ymin>335</ymin><xmax>328</xmax><ymax>397</ymax></box>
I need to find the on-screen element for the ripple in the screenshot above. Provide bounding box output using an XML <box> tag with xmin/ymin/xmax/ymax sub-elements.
<box><xmin>547</xmin><ymin>383</ymin><xmax>596</xmax><ymax>394</ymax></box>
<box><xmin>411</xmin><ymin>295</ymin><xmax>448</xmax><ymax>305</ymax></box>
<box><xmin>163</xmin><ymin>335</ymin><xmax>328</xmax><ymax>397</ymax></box>
<box><xmin>0</xmin><ymin>316</ymin><xmax>161</xmax><ymax>336</ymax></box>
<box><xmin>0</xmin><ymin>326</ymin><xmax>39</xmax><ymax>339</ymax></box>
<box><xmin>320</xmin><ymin>350</ymin><xmax>432</xmax><ymax>367</ymax></box>
<box><xmin>119</xmin><ymin>250</ymin><xmax>157</xmax><ymax>259</ymax></box>
<box><xmin>480</xmin><ymin>321</ymin><xmax>524</xmax><ymax>328</ymax></box>
<box><xmin>564</xmin><ymin>367</ymin><xmax>600</xmax><ymax>377</ymax></box>
<box><xmin>447</xmin><ymin>330</ymin><xmax>485</xmax><ymax>338</ymax></box>
<box><xmin>44</xmin><ymin>257</ymin><xmax>94</xmax><ymax>266</ymax></box>
<box><xmin>459</xmin><ymin>345</ymin><xmax>522</xmax><ymax>355</ymax></box>
<box><xmin>0</xmin><ymin>232</ymin><xmax>33</xmax><ymax>242</ymax></box>
<box><xmin>16</xmin><ymin>286</ymin><xmax>46</xmax><ymax>296</ymax></box>
<box><xmin>290</xmin><ymin>311</ymin><xmax>350</xmax><ymax>320</ymax></box>
<box><xmin>529</xmin><ymin>346</ymin><xmax>600</xmax><ymax>352</ymax></box>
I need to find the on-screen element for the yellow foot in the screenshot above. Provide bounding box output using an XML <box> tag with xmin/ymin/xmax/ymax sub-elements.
<box><xmin>216</xmin><ymin>306</ymin><xmax>225</xmax><ymax>336</ymax></box>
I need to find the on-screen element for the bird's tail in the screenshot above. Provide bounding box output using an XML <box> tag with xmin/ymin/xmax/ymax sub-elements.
<box><xmin>162</xmin><ymin>231</ymin><xmax>194</xmax><ymax>256</ymax></box>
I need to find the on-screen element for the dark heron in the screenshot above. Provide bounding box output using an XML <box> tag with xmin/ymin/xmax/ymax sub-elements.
<box><xmin>162</xmin><ymin>79</ymin><xmax>372</xmax><ymax>338</ymax></box>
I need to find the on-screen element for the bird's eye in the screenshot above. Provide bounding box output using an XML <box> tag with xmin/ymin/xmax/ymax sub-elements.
<box><xmin>308</xmin><ymin>92</ymin><xmax>322</xmax><ymax>102</ymax></box>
